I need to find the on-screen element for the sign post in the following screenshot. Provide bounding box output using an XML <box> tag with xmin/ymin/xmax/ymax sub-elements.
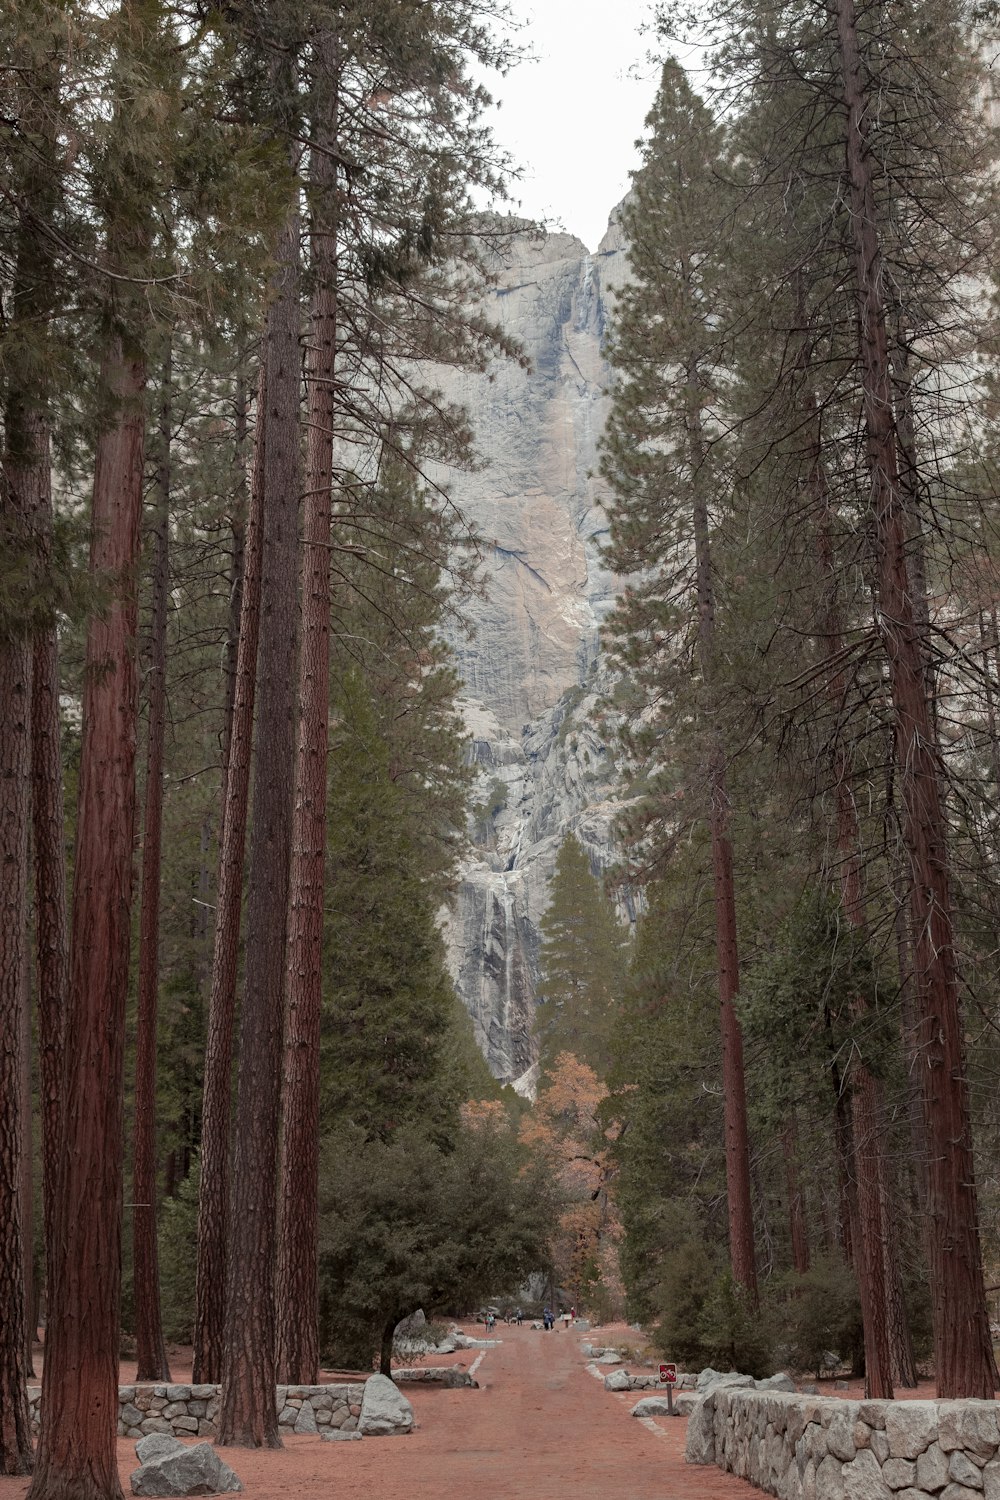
<box><xmin>658</xmin><ymin>1362</ymin><xmax>679</xmax><ymax>1416</ymax></box>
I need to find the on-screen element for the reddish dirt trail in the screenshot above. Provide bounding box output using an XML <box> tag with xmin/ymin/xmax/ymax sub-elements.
<box><xmin>2</xmin><ymin>1323</ymin><xmax>765</xmax><ymax>1500</ymax></box>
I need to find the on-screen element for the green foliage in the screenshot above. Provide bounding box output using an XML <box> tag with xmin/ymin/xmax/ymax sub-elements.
<box><xmin>740</xmin><ymin>888</ymin><xmax>901</xmax><ymax>1108</ymax></box>
<box><xmin>768</xmin><ymin>1254</ymin><xmax>863</xmax><ymax>1379</ymax></box>
<box><xmin>653</xmin><ymin>1241</ymin><xmax>773</xmax><ymax>1377</ymax></box>
<box><xmin>318</xmin><ymin>1113</ymin><xmax>554</xmax><ymax>1368</ymax></box>
<box><xmin>696</xmin><ymin>1271</ymin><xmax>775</xmax><ymax>1380</ymax></box>
<box><xmin>651</xmin><ymin>1238</ymin><xmax>722</xmax><ymax>1366</ymax></box>
<box><xmin>322</xmin><ymin>669</ymin><xmax>464</xmax><ymax>1145</ymax></box>
<box><xmin>157</xmin><ymin>1165</ymin><xmax>200</xmax><ymax>1345</ymax></box>
<box><xmin>604</xmin><ymin>876</ymin><xmax>727</xmax><ymax>1322</ymax></box>
<box><xmin>535</xmin><ymin>834</ymin><xmax>630</xmax><ymax>1077</ymax></box>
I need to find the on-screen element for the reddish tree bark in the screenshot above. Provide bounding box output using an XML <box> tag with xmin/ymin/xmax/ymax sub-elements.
<box><xmin>132</xmin><ymin>348</ymin><xmax>172</xmax><ymax>1384</ymax></box>
<box><xmin>31</xmin><ymin>520</ymin><xmax>68</xmax><ymax>1298</ymax></box>
<box><xmin>217</xmin><ymin>200</ymin><xmax>301</xmax><ymax>1448</ymax></box>
<box><xmin>192</xmin><ymin>369</ymin><xmax>265</xmax><ymax>1385</ymax></box>
<box><xmin>275</xmin><ymin>43</ymin><xmax>338</xmax><ymax>1385</ymax></box>
<box><xmin>833</xmin><ymin>0</ymin><xmax>997</xmax><ymax>1398</ymax></box>
<box><xmin>812</xmin><ymin>466</ymin><xmax>893</xmax><ymax>1398</ymax></box>
<box><xmin>0</xmin><ymin>476</ymin><xmax>34</xmax><ymax>1475</ymax></box>
<box><xmin>687</xmin><ymin>371</ymin><xmax>757</xmax><ymax>1303</ymax></box>
<box><xmin>781</xmin><ymin>1119</ymin><xmax>810</xmax><ymax>1275</ymax></box>
<box><xmin>28</xmin><ymin>332</ymin><xmax>145</xmax><ymax>1500</ymax></box>
<box><xmin>20</xmin><ymin>958</ymin><xmax>35</xmax><ymax>1374</ymax></box>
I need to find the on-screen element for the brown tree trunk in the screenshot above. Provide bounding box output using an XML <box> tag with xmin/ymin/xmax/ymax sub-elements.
<box><xmin>687</xmin><ymin>375</ymin><xmax>756</xmax><ymax>1303</ymax></box>
<box><xmin>0</xmin><ymin>471</ymin><xmax>34</xmax><ymax>1475</ymax></box>
<box><xmin>880</xmin><ymin>1165</ymin><xmax>918</xmax><ymax>1387</ymax></box>
<box><xmin>7</xmin><ymin>13</ymin><xmax>66</xmax><ymax>1373</ymax></box>
<box><xmin>20</xmin><ymin>955</ymin><xmax>35</xmax><ymax>1374</ymax></box>
<box><xmin>222</xmin><ymin>372</ymin><xmax>248</xmax><ymax>775</ymax></box>
<box><xmin>833</xmin><ymin>0</ymin><xmax>997</xmax><ymax>1399</ymax></box>
<box><xmin>831</xmin><ymin>1066</ymin><xmax>859</xmax><ymax>1271</ymax></box>
<box><xmin>132</xmin><ymin>347</ymin><xmax>172</xmax><ymax>1384</ymax></box>
<box><xmin>275</xmin><ymin>36</ymin><xmax>338</xmax><ymax>1386</ymax></box>
<box><xmin>810</xmin><ymin>449</ymin><xmax>894</xmax><ymax>1398</ymax></box>
<box><xmin>380</xmin><ymin>1321</ymin><xmax>395</xmax><ymax>1379</ymax></box>
<box><xmin>28</xmin><ymin>333</ymin><xmax>145</xmax><ymax>1500</ymax></box>
<box><xmin>217</xmin><ymin>199</ymin><xmax>301</xmax><ymax>1448</ymax></box>
<box><xmin>781</xmin><ymin>1119</ymin><xmax>810</xmax><ymax>1274</ymax></box>
<box><xmin>192</xmin><ymin>369</ymin><xmax>265</xmax><ymax>1385</ymax></box>
<box><xmin>31</xmin><ymin>517</ymin><xmax>68</xmax><ymax>1300</ymax></box>
<box><xmin>891</xmin><ymin>855</ymin><xmax>931</xmax><ymax>1225</ymax></box>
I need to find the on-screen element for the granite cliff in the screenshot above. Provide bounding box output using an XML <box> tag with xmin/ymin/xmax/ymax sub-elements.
<box><xmin>440</xmin><ymin>210</ymin><xmax>635</xmax><ymax>1089</ymax></box>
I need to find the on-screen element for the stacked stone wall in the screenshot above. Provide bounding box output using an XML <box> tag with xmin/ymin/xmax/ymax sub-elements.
<box><xmin>26</xmin><ymin>1382</ymin><xmax>368</xmax><ymax>1440</ymax></box>
<box><xmin>687</xmin><ymin>1387</ymin><xmax>1000</xmax><ymax>1500</ymax></box>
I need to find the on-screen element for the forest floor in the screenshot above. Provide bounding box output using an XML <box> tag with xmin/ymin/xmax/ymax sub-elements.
<box><xmin>2</xmin><ymin>1324</ymin><xmax>946</xmax><ymax>1499</ymax></box>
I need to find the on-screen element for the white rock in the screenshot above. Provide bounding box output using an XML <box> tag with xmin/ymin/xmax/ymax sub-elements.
<box><xmin>941</xmin><ymin>1486</ymin><xmax>985</xmax><ymax>1500</ymax></box>
<box><xmin>885</xmin><ymin>1402</ymin><xmax>939</xmax><ymax>1460</ymax></box>
<box><xmin>631</xmin><ymin>1396</ymin><xmax>677</xmax><ymax>1417</ymax></box>
<box><xmin>939</xmin><ymin>1405</ymin><xmax>1000</xmax><ymax>1460</ymax></box>
<box><xmin>130</xmin><ymin>1443</ymin><xmax>242</xmax><ymax>1496</ymax></box>
<box><xmin>882</xmin><ymin>1459</ymin><xmax>917</xmax><ymax>1490</ymax></box>
<box><xmin>684</xmin><ymin>1395</ymin><xmax>716</xmax><ymax>1465</ymax></box>
<box><xmin>843</xmin><ymin>1448</ymin><xmax>893</xmax><ymax>1500</ymax></box>
<box><xmin>828</xmin><ymin>1406</ymin><xmax>860</xmax><ymax>1463</ymax></box>
<box><xmin>982</xmin><ymin>1459</ymin><xmax>1000</xmax><ymax>1500</ymax></box>
<box><xmin>917</xmin><ymin>1441</ymin><xmax>952</xmax><ymax>1491</ymax></box>
<box><xmin>134</xmin><ymin>1436</ymin><xmax>184</xmax><ymax>1465</ymax></box>
<box><xmin>357</xmin><ymin>1375</ymin><xmax>414</xmax><ymax>1437</ymax></box>
<box><xmin>871</xmin><ymin>1432</ymin><xmax>891</xmax><ymax>1465</ymax></box>
<box><xmin>949</xmin><ymin>1455</ymin><xmax>986</xmax><ymax>1493</ymax></box>
<box><xmin>817</xmin><ymin>1455</ymin><xmax>847</xmax><ymax>1500</ymax></box>
<box><xmin>597</xmin><ymin>1352</ymin><xmax>622</xmax><ymax>1365</ymax></box>
<box><xmin>604</xmin><ymin>1370</ymin><xmax>630</xmax><ymax>1392</ymax></box>
<box><xmin>293</xmin><ymin>1405</ymin><xmax>318</xmax><ymax>1435</ymax></box>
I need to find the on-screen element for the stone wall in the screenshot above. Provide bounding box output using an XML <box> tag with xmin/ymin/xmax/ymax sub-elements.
<box><xmin>27</xmin><ymin>1382</ymin><xmax>370</xmax><ymax>1440</ymax></box>
<box><xmin>686</xmin><ymin>1387</ymin><xmax>1000</xmax><ymax>1500</ymax></box>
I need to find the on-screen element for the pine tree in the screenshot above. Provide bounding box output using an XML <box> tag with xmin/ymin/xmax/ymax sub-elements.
<box><xmin>535</xmin><ymin>834</ymin><xmax>629</xmax><ymax>1077</ymax></box>
<box><xmin>601</xmin><ymin>60</ymin><xmax>758</xmax><ymax>1304</ymax></box>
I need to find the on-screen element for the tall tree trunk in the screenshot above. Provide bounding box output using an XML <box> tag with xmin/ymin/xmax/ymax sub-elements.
<box><xmin>28</xmin><ymin>329</ymin><xmax>145</xmax><ymax>1500</ymax></box>
<box><xmin>31</xmin><ymin>564</ymin><xmax>66</xmax><ymax>1326</ymax></box>
<box><xmin>687</xmin><ymin>372</ymin><xmax>757</xmax><ymax>1303</ymax></box>
<box><xmin>21</xmin><ymin>956</ymin><xmax>35</xmax><ymax>1374</ymax></box>
<box><xmin>830</xmin><ymin>1056</ymin><xmax>859</xmax><ymax>1270</ymax></box>
<box><xmin>781</xmin><ymin>1118</ymin><xmax>810</xmax><ymax>1274</ymax></box>
<box><xmin>222</xmin><ymin>372</ymin><xmax>249</xmax><ymax>774</ymax></box>
<box><xmin>0</xmin><ymin>474</ymin><xmax>34</xmax><ymax>1475</ymax></box>
<box><xmin>833</xmin><ymin>0</ymin><xmax>997</xmax><ymax>1399</ymax></box>
<box><xmin>217</xmin><ymin>198</ymin><xmax>301</xmax><ymax>1448</ymax></box>
<box><xmin>811</xmin><ymin>445</ymin><xmax>894</xmax><ymax>1398</ymax></box>
<box><xmin>275</xmin><ymin>34</ymin><xmax>338</xmax><ymax>1386</ymax></box>
<box><xmin>31</xmin><ymin>475</ymin><xmax>68</xmax><ymax>1301</ymax></box>
<box><xmin>6</xmin><ymin>0</ymin><xmax>66</xmax><ymax>1374</ymax></box>
<box><xmin>132</xmin><ymin>346</ymin><xmax>173</xmax><ymax>1383</ymax></box>
<box><xmin>379</xmin><ymin>1320</ymin><xmax>396</xmax><ymax>1380</ymax></box>
<box><xmin>880</xmin><ymin>1164</ymin><xmax>918</xmax><ymax>1387</ymax></box>
<box><xmin>192</xmin><ymin>368</ymin><xmax>265</xmax><ymax>1385</ymax></box>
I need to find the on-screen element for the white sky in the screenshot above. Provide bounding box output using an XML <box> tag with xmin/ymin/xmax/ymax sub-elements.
<box><xmin>486</xmin><ymin>0</ymin><xmax>662</xmax><ymax>252</ymax></box>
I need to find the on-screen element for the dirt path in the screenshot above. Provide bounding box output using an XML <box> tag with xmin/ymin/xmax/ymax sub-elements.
<box><xmin>2</xmin><ymin>1322</ymin><xmax>768</xmax><ymax>1499</ymax></box>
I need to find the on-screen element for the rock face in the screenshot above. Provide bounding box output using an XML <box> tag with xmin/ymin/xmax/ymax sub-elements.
<box><xmin>440</xmin><ymin>210</ymin><xmax>635</xmax><ymax>1085</ymax></box>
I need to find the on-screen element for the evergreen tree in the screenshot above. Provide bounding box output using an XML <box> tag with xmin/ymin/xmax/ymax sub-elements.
<box><xmin>601</xmin><ymin>59</ymin><xmax>758</xmax><ymax>1305</ymax></box>
<box><xmin>535</xmin><ymin>834</ymin><xmax>629</xmax><ymax>1077</ymax></box>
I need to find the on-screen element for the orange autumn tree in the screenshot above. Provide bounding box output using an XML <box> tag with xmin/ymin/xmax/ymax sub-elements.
<box><xmin>520</xmin><ymin>1052</ymin><xmax>624</xmax><ymax>1317</ymax></box>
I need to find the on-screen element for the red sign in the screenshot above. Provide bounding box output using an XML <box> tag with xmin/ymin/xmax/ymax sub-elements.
<box><xmin>659</xmin><ymin>1363</ymin><xmax>677</xmax><ymax>1384</ymax></box>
